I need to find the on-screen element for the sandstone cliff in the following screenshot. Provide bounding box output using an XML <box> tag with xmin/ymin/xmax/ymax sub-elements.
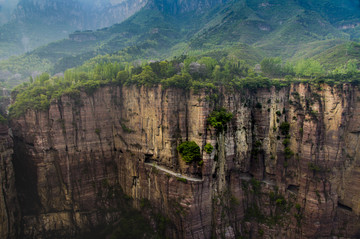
<box><xmin>8</xmin><ymin>84</ymin><xmax>360</xmax><ymax>238</ymax></box>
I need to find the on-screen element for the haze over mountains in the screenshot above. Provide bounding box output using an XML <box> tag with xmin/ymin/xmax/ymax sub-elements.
<box><xmin>2</xmin><ymin>1</ymin><xmax>360</xmax><ymax>239</ymax></box>
<box><xmin>0</xmin><ymin>0</ymin><xmax>146</xmax><ymax>58</ymax></box>
<box><xmin>0</xmin><ymin>0</ymin><xmax>359</xmax><ymax>87</ymax></box>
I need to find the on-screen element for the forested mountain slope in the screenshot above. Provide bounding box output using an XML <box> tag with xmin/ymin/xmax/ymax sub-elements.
<box><xmin>0</xmin><ymin>0</ymin><xmax>359</xmax><ymax>88</ymax></box>
<box><xmin>0</xmin><ymin>0</ymin><xmax>146</xmax><ymax>59</ymax></box>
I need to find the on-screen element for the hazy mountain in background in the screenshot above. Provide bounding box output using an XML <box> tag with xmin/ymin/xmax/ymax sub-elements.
<box><xmin>189</xmin><ymin>0</ymin><xmax>360</xmax><ymax>58</ymax></box>
<box><xmin>0</xmin><ymin>0</ymin><xmax>359</xmax><ymax>87</ymax></box>
<box><xmin>0</xmin><ymin>0</ymin><xmax>18</xmax><ymax>25</ymax></box>
<box><xmin>148</xmin><ymin>0</ymin><xmax>228</xmax><ymax>14</ymax></box>
<box><xmin>0</xmin><ymin>0</ymin><xmax>147</xmax><ymax>59</ymax></box>
<box><xmin>13</xmin><ymin>0</ymin><xmax>147</xmax><ymax>30</ymax></box>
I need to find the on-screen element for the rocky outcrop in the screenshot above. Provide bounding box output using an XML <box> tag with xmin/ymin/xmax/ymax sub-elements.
<box><xmin>9</xmin><ymin>84</ymin><xmax>360</xmax><ymax>238</ymax></box>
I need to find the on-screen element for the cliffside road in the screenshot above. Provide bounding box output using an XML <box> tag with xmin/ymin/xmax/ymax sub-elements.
<box><xmin>145</xmin><ymin>163</ymin><xmax>203</xmax><ymax>182</ymax></box>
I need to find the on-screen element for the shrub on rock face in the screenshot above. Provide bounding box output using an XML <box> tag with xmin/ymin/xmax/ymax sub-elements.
<box><xmin>207</xmin><ymin>108</ymin><xmax>233</xmax><ymax>132</ymax></box>
<box><xmin>279</xmin><ymin>122</ymin><xmax>290</xmax><ymax>135</ymax></box>
<box><xmin>204</xmin><ymin>143</ymin><xmax>214</xmax><ymax>154</ymax></box>
<box><xmin>177</xmin><ymin>141</ymin><xmax>201</xmax><ymax>163</ymax></box>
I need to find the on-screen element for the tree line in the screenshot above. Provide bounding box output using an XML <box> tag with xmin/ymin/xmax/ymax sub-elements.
<box><xmin>9</xmin><ymin>55</ymin><xmax>360</xmax><ymax>118</ymax></box>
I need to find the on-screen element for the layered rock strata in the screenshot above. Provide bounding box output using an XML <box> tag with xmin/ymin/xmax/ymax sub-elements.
<box><xmin>0</xmin><ymin>124</ymin><xmax>19</xmax><ymax>239</ymax></box>
<box><xmin>9</xmin><ymin>84</ymin><xmax>360</xmax><ymax>238</ymax></box>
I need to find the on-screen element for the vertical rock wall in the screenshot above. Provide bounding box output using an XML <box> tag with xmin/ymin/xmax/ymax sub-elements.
<box><xmin>0</xmin><ymin>124</ymin><xmax>19</xmax><ymax>239</ymax></box>
<box><xmin>9</xmin><ymin>84</ymin><xmax>360</xmax><ymax>238</ymax></box>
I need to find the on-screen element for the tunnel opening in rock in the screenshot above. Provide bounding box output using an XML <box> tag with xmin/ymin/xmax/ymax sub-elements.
<box><xmin>338</xmin><ymin>202</ymin><xmax>353</xmax><ymax>211</ymax></box>
<box><xmin>287</xmin><ymin>185</ymin><xmax>299</xmax><ymax>194</ymax></box>
<box><xmin>144</xmin><ymin>154</ymin><xmax>154</xmax><ymax>163</ymax></box>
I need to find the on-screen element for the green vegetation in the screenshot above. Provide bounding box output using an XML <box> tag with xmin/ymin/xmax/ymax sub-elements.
<box><xmin>313</xmin><ymin>42</ymin><xmax>360</xmax><ymax>70</ymax></box>
<box><xmin>279</xmin><ymin>122</ymin><xmax>290</xmax><ymax>135</ymax></box>
<box><xmin>261</xmin><ymin>57</ymin><xmax>293</xmax><ymax>77</ymax></box>
<box><xmin>204</xmin><ymin>143</ymin><xmax>214</xmax><ymax>154</ymax></box>
<box><xmin>8</xmin><ymin>55</ymin><xmax>269</xmax><ymax>117</ymax></box>
<box><xmin>250</xmin><ymin>178</ymin><xmax>261</xmax><ymax>195</ymax></box>
<box><xmin>176</xmin><ymin>177</ymin><xmax>188</xmax><ymax>183</ymax></box>
<box><xmin>0</xmin><ymin>113</ymin><xmax>7</xmax><ymax>125</ymax></box>
<box><xmin>121</xmin><ymin>122</ymin><xmax>135</xmax><ymax>134</ymax></box>
<box><xmin>282</xmin><ymin>139</ymin><xmax>290</xmax><ymax>147</ymax></box>
<box><xmin>1</xmin><ymin>0</ymin><xmax>359</xmax><ymax>89</ymax></box>
<box><xmin>207</xmin><ymin>108</ymin><xmax>233</xmax><ymax>132</ymax></box>
<box><xmin>284</xmin><ymin>147</ymin><xmax>295</xmax><ymax>159</ymax></box>
<box><xmin>260</xmin><ymin>55</ymin><xmax>360</xmax><ymax>82</ymax></box>
<box><xmin>242</xmin><ymin>180</ymin><xmax>295</xmax><ymax>229</ymax></box>
<box><xmin>177</xmin><ymin>141</ymin><xmax>201</xmax><ymax>163</ymax></box>
<box><xmin>6</xmin><ymin>1</ymin><xmax>360</xmax><ymax>120</ymax></box>
<box><xmin>9</xmin><ymin>49</ymin><xmax>360</xmax><ymax>119</ymax></box>
<box><xmin>294</xmin><ymin>203</ymin><xmax>303</xmax><ymax>227</ymax></box>
<box><xmin>308</xmin><ymin>162</ymin><xmax>322</xmax><ymax>172</ymax></box>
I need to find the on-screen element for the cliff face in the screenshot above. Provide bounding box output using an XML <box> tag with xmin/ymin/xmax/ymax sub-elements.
<box><xmin>0</xmin><ymin>124</ymin><xmax>20</xmax><ymax>239</ymax></box>
<box><xmin>9</xmin><ymin>84</ymin><xmax>360</xmax><ymax>238</ymax></box>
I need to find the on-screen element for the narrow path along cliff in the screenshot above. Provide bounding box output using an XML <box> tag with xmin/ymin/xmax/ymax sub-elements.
<box><xmin>145</xmin><ymin>162</ymin><xmax>203</xmax><ymax>182</ymax></box>
<box><xmin>7</xmin><ymin>84</ymin><xmax>360</xmax><ymax>239</ymax></box>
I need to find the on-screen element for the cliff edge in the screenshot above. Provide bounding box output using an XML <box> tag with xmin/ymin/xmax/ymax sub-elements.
<box><xmin>4</xmin><ymin>83</ymin><xmax>360</xmax><ymax>238</ymax></box>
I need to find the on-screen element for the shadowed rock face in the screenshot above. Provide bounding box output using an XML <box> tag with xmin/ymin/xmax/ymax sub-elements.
<box><xmin>0</xmin><ymin>124</ymin><xmax>20</xmax><ymax>239</ymax></box>
<box><xmin>5</xmin><ymin>84</ymin><xmax>360</xmax><ymax>238</ymax></box>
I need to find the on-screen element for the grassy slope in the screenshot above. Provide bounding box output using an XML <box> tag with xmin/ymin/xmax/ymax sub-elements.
<box><xmin>312</xmin><ymin>41</ymin><xmax>360</xmax><ymax>70</ymax></box>
<box><xmin>187</xmin><ymin>0</ymin><xmax>351</xmax><ymax>57</ymax></box>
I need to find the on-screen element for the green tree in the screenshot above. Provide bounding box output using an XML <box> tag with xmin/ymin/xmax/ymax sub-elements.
<box><xmin>177</xmin><ymin>141</ymin><xmax>201</xmax><ymax>163</ymax></box>
<box><xmin>116</xmin><ymin>70</ymin><xmax>129</xmax><ymax>84</ymax></box>
<box><xmin>346</xmin><ymin>59</ymin><xmax>358</xmax><ymax>74</ymax></box>
<box><xmin>207</xmin><ymin>108</ymin><xmax>233</xmax><ymax>132</ymax></box>
<box><xmin>295</xmin><ymin>59</ymin><xmax>324</xmax><ymax>78</ymax></box>
<box><xmin>131</xmin><ymin>65</ymin><xmax>158</xmax><ymax>86</ymax></box>
<box><xmin>260</xmin><ymin>57</ymin><xmax>283</xmax><ymax>77</ymax></box>
<box><xmin>161</xmin><ymin>73</ymin><xmax>191</xmax><ymax>89</ymax></box>
<box><xmin>198</xmin><ymin>57</ymin><xmax>218</xmax><ymax>76</ymax></box>
<box><xmin>204</xmin><ymin>143</ymin><xmax>214</xmax><ymax>154</ymax></box>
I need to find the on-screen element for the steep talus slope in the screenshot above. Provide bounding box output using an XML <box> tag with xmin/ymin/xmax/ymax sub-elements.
<box><xmin>8</xmin><ymin>84</ymin><xmax>360</xmax><ymax>238</ymax></box>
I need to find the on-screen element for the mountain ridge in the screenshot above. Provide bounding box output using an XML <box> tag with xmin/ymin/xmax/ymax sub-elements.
<box><xmin>0</xmin><ymin>0</ymin><xmax>147</xmax><ymax>59</ymax></box>
<box><xmin>0</xmin><ymin>0</ymin><xmax>359</xmax><ymax>88</ymax></box>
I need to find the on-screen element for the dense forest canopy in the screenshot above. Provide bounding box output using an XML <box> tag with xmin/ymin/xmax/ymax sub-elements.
<box><xmin>1</xmin><ymin>0</ymin><xmax>359</xmax><ymax>118</ymax></box>
<box><xmin>9</xmin><ymin>50</ymin><xmax>360</xmax><ymax>118</ymax></box>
